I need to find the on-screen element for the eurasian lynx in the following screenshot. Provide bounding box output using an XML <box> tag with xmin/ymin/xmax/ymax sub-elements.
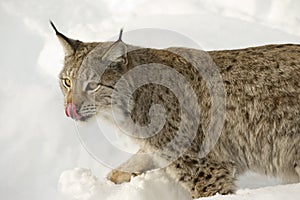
<box><xmin>51</xmin><ymin>22</ymin><xmax>300</xmax><ymax>198</ymax></box>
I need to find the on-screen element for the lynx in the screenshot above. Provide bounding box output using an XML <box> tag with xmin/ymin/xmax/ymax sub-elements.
<box><xmin>51</xmin><ymin>22</ymin><xmax>300</xmax><ymax>198</ymax></box>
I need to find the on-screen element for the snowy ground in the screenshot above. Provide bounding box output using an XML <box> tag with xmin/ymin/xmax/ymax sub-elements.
<box><xmin>58</xmin><ymin>168</ymin><xmax>298</xmax><ymax>200</ymax></box>
<box><xmin>1</xmin><ymin>0</ymin><xmax>300</xmax><ymax>200</ymax></box>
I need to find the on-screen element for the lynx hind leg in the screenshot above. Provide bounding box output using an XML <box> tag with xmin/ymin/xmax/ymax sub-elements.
<box><xmin>281</xmin><ymin>145</ymin><xmax>300</xmax><ymax>183</ymax></box>
<box><xmin>167</xmin><ymin>157</ymin><xmax>236</xmax><ymax>198</ymax></box>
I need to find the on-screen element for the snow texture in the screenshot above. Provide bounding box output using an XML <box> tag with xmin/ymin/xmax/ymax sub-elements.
<box><xmin>1</xmin><ymin>0</ymin><xmax>300</xmax><ymax>200</ymax></box>
<box><xmin>58</xmin><ymin>168</ymin><xmax>190</xmax><ymax>200</ymax></box>
<box><xmin>58</xmin><ymin>168</ymin><xmax>299</xmax><ymax>200</ymax></box>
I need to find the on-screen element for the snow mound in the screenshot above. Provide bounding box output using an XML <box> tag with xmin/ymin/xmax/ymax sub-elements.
<box><xmin>58</xmin><ymin>168</ymin><xmax>191</xmax><ymax>200</ymax></box>
<box><xmin>59</xmin><ymin>168</ymin><xmax>300</xmax><ymax>200</ymax></box>
<box><xmin>201</xmin><ymin>183</ymin><xmax>300</xmax><ymax>200</ymax></box>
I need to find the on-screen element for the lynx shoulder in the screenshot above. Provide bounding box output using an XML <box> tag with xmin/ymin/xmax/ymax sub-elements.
<box><xmin>51</xmin><ymin>22</ymin><xmax>300</xmax><ymax>198</ymax></box>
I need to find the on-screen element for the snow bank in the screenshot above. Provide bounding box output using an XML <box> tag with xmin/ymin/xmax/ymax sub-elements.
<box><xmin>202</xmin><ymin>183</ymin><xmax>300</xmax><ymax>200</ymax></box>
<box><xmin>59</xmin><ymin>168</ymin><xmax>300</xmax><ymax>200</ymax></box>
<box><xmin>58</xmin><ymin>168</ymin><xmax>190</xmax><ymax>200</ymax></box>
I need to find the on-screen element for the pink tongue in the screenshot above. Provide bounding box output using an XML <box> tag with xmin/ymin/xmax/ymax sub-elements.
<box><xmin>65</xmin><ymin>103</ymin><xmax>82</xmax><ymax>120</ymax></box>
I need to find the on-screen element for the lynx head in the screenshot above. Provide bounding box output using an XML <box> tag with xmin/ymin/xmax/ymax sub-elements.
<box><xmin>51</xmin><ymin>22</ymin><xmax>129</xmax><ymax>122</ymax></box>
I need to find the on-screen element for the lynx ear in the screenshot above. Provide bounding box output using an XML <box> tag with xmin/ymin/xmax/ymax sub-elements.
<box><xmin>50</xmin><ymin>21</ymin><xmax>81</xmax><ymax>56</ymax></box>
<box><xmin>102</xmin><ymin>29</ymin><xmax>127</xmax><ymax>64</ymax></box>
<box><xmin>102</xmin><ymin>41</ymin><xmax>127</xmax><ymax>63</ymax></box>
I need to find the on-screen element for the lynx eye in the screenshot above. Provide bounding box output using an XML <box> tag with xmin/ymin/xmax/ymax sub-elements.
<box><xmin>62</xmin><ymin>78</ymin><xmax>71</xmax><ymax>88</ymax></box>
<box><xmin>86</xmin><ymin>81</ymin><xmax>100</xmax><ymax>92</ymax></box>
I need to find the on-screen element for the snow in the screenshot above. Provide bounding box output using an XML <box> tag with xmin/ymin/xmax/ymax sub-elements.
<box><xmin>58</xmin><ymin>168</ymin><xmax>297</xmax><ymax>200</ymax></box>
<box><xmin>1</xmin><ymin>0</ymin><xmax>300</xmax><ymax>200</ymax></box>
<box><xmin>58</xmin><ymin>168</ymin><xmax>190</xmax><ymax>200</ymax></box>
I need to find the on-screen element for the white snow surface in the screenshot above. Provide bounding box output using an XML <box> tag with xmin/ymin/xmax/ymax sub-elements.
<box><xmin>1</xmin><ymin>0</ymin><xmax>300</xmax><ymax>200</ymax></box>
<box><xmin>59</xmin><ymin>168</ymin><xmax>190</xmax><ymax>200</ymax></box>
<box><xmin>58</xmin><ymin>168</ymin><xmax>296</xmax><ymax>200</ymax></box>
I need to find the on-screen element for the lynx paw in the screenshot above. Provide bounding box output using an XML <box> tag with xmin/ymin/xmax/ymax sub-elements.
<box><xmin>107</xmin><ymin>170</ymin><xmax>133</xmax><ymax>184</ymax></box>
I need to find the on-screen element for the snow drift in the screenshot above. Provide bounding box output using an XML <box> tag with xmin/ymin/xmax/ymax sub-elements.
<box><xmin>59</xmin><ymin>168</ymin><xmax>190</xmax><ymax>200</ymax></box>
<box><xmin>58</xmin><ymin>168</ymin><xmax>300</xmax><ymax>200</ymax></box>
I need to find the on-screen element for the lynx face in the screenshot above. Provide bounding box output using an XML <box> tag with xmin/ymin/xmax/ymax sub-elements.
<box><xmin>53</xmin><ymin>22</ymin><xmax>128</xmax><ymax>122</ymax></box>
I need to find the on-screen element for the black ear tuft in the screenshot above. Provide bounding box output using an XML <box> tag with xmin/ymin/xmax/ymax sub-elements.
<box><xmin>50</xmin><ymin>20</ymin><xmax>59</xmax><ymax>34</ymax></box>
<box><xmin>49</xmin><ymin>21</ymin><xmax>81</xmax><ymax>56</ymax></box>
<box><xmin>118</xmin><ymin>28</ymin><xmax>124</xmax><ymax>42</ymax></box>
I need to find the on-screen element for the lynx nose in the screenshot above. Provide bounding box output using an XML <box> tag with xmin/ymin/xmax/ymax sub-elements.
<box><xmin>65</xmin><ymin>103</ymin><xmax>82</xmax><ymax>120</ymax></box>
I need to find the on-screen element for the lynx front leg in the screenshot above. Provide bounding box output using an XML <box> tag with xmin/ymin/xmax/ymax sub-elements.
<box><xmin>167</xmin><ymin>157</ymin><xmax>236</xmax><ymax>198</ymax></box>
<box><xmin>107</xmin><ymin>149</ymin><xmax>157</xmax><ymax>184</ymax></box>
